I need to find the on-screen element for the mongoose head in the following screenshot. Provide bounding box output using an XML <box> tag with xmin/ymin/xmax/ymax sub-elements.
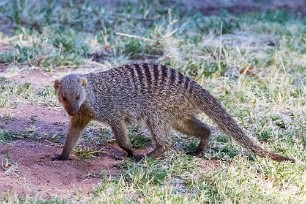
<box><xmin>54</xmin><ymin>74</ymin><xmax>87</xmax><ymax>116</ymax></box>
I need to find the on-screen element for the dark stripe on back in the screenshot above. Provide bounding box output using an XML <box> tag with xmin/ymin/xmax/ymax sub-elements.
<box><xmin>177</xmin><ymin>72</ymin><xmax>184</xmax><ymax>85</ymax></box>
<box><xmin>127</xmin><ymin>65</ymin><xmax>138</xmax><ymax>92</ymax></box>
<box><xmin>161</xmin><ymin>65</ymin><xmax>168</xmax><ymax>82</ymax></box>
<box><xmin>129</xmin><ymin>65</ymin><xmax>136</xmax><ymax>81</ymax></box>
<box><xmin>134</xmin><ymin>64</ymin><xmax>143</xmax><ymax>85</ymax></box>
<box><xmin>134</xmin><ymin>64</ymin><xmax>146</xmax><ymax>92</ymax></box>
<box><xmin>170</xmin><ymin>68</ymin><xmax>176</xmax><ymax>84</ymax></box>
<box><xmin>143</xmin><ymin>63</ymin><xmax>152</xmax><ymax>89</ymax></box>
<box><xmin>153</xmin><ymin>64</ymin><xmax>159</xmax><ymax>87</ymax></box>
<box><xmin>184</xmin><ymin>76</ymin><xmax>191</xmax><ymax>92</ymax></box>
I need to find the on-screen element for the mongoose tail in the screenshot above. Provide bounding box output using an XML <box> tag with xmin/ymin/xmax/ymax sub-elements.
<box><xmin>194</xmin><ymin>86</ymin><xmax>295</xmax><ymax>163</ymax></box>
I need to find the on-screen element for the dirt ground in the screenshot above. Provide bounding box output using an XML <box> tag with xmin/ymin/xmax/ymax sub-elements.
<box><xmin>0</xmin><ymin>140</ymin><xmax>124</xmax><ymax>199</ymax></box>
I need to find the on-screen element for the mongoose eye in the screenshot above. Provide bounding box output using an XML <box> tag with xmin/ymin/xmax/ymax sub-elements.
<box><xmin>76</xmin><ymin>95</ymin><xmax>80</xmax><ymax>100</ymax></box>
<box><xmin>62</xmin><ymin>97</ymin><xmax>67</xmax><ymax>102</ymax></box>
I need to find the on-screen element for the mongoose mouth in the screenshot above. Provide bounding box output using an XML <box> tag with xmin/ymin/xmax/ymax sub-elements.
<box><xmin>67</xmin><ymin>110</ymin><xmax>78</xmax><ymax>116</ymax></box>
<box><xmin>64</xmin><ymin>105</ymin><xmax>80</xmax><ymax>116</ymax></box>
<box><xmin>68</xmin><ymin>112</ymin><xmax>76</xmax><ymax>116</ymax></box>
<box><xmin>67</xmin><ymin>109</ymin><xmax>79</xmax><ymax>116</ymax></box>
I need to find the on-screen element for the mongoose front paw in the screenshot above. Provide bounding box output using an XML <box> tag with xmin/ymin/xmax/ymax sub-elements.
<box><xmin>132</xmin><ymin>155</ymin><xmax>145</xmax><ymax>162</ymax></box>
<box><xmin>185</xmin><ymin>149</ymin><xmax>204</xmax><ymax>157</ymax></box>
<box><xmin>52</xmin><ymin>154</ymin><xmax>69</xmax><ymax>161</ymax></box>
<box><xmin>126</xmin><ymin>151</ymin><xmax>145</xmax><ymax>162</ymax></box>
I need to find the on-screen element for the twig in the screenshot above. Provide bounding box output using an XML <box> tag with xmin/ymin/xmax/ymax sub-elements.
<box><xmin>115</xmin><ymin>32</ymin><xmax>156</xmax><ymax>43</ymax></box>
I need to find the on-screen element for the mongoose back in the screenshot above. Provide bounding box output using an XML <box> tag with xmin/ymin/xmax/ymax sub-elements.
<box><xmin>54</xmin><ymin>63</ymin><xmax>294</xmax><ymax>162</ymax></box>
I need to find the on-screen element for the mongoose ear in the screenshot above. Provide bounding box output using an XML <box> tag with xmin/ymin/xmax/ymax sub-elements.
<box><xmin>79</xmin><ymin>77</ymin><xmax>87</xmax><ymax>87</ymax></box>
<box><xmin>54</xmin><ymin>79</ymin><xmax>61</xmax><ymax>91</ymax></box>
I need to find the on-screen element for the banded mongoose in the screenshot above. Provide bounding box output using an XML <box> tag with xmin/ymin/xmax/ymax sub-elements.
<box><xmin>54</xmin><ymin>63</ymin><xmax>294</xmax><ymax>162</ymax></box>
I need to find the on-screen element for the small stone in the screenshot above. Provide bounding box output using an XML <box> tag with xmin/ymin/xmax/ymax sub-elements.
<box><xmin>222</xmin><ymin>66</ymin><xmax>240</xmax><ymax>80</ymax></box>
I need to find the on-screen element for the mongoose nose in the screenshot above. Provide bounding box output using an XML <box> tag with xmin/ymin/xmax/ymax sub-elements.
<box><xmin>67</xmin><ymin>105</ymin><xmax>79</xmax><ymax>116</ymax></box>
<box><xmin>68</xmin><ymin>110</ymin><xmax>77</xmax><ymax>116</ymax></box>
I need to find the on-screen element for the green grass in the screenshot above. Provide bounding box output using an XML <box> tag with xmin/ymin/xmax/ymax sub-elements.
<box><xmin>0</xmin><ymin>129</ymin><xmax>36</xmax><ymax>142</ymax></box>
<box><xmin>0</xmin><ymin>0</ymin><xmax>305</xmax><ymax>203</ymax></box>
<box><xmin>0</xmin><ymin>79</ymin><xmax>57</xmax><ymax>107</ymax></box>
<box><xmin>0</xmin><ymin>196</ymin><xmax>70</xmax><ymax>204</ymax></box>
<box><xmin>75</xmin><ymin>147</ymin><xmax>101</xmax><ymax>159</ymax></box>
<box><xmin>129</xmin><ymin>127</ymin><xmax>152</xmax><ymax>149</ymax></box>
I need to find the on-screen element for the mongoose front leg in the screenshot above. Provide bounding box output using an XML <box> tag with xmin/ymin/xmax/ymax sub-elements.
<box><xmin>173</xmin><ymin>116</ymin><xmax>211</xmax><ymax>155</ymax></box>
<box><xmin>110</xmin><ymin>120</ymin><xmax>134</xmax><ymax>158</ymax></box>
<box><xmin>54</xmin><ymin>116</ymin><xmax>90</xmax><ymax>160</ymax></box>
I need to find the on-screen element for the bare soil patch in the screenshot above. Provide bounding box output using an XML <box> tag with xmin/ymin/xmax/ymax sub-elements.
<box><xmin>0</xmin><ymin>139</ymin><xmax>124</xmax><ymax>199</ymax></box>
<box><xmin>0</xmin><ymin>104</ymin><xmax>66</xmax><ymax>134</ymax></box>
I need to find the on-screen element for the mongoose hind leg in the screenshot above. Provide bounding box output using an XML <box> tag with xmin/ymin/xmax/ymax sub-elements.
<box><xmin>173</xmin><ymin>116</ymin><xmax>211</xmax><ymax>155</ymax></box>
<box><xmin>146</xmin><ymin>119</ymin><xmax>171</xmax><ymax>158</ymax></box>
<box><xmin>55</xmin><ymin>116</ymin><xmax>91</xmax><ymax>160</ymax></box>
<box><xmin>110</xmin><ymin>120</ymin><xmax>135</xmax><ymax>158</ymax></box>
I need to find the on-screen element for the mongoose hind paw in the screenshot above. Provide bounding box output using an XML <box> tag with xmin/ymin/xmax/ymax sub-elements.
<box><xmin>186</xmin><ymin>150</ymin><xmax>204</xmax><ymax>157</ymax></box>
<box><xmin>108</xmin><ymin>153</ymin><xmax>125</xmax><ymax>160</ymax></box>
